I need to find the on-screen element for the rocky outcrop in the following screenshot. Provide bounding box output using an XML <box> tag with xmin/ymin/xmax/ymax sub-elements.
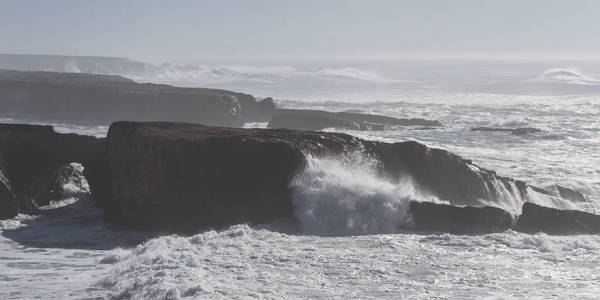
<box><xmin>238</xmin><ymin>97</ymin><xmax>277</xmax><ymax>122</ymax></box>
<box><xmin>471</xmin><ymin>127</ymin><xmax>542</xmax><ymax>136</ymax></box>
<box><xmin>268</xmin><ymin>109</ymin><xmax>442</xmax><ymax>131</ymax></box>
<box><xmin>99</xmin><ymin>121</ymin><xmax>581</xmax><ymax>232</ymax></box>
<box><xmin>372</xmin><ymin>141</ymin><xmax>529</xmax><ymax>207</ymax></box>
<box><xmin>554</xmin><ymin>186</ymin><xmax>588</xmax><ymax>203</ymax></box>
<box><xmin>0</xmin><ymin>69</ymin><xmax>274</xmax><ymax>127</ymax></box>
<box><xmin>409</xmin><ymin>201</ymin><xmax>514</xmax><ymax>234</ymax></box>
<box><xmin>2</xmin><ymin>121</ymin><xmax>596</xmax><ymax>235</ymax></box>
<box><xmin>102</xmin><ymin>122</ymin><xmax>367</xmax><ymax>231</ymax></box>
<box><xmin>0</xmin><ymin>164</ymin><xmax>18</xmax><ymax>219</ymax></box>
<box><xmin>516</xmin><ymin>202</ymin><xmax>600</xmax><ymax>234</ymax></box>
<box><xmin>29</xmin><ymin>163</ymin><xmax>89</xmax><ymax>207</ymax></box>
<box><xmin>0</xmin><ymin>124</ymin><xmax>105</xmax><ymax>218</ymax></box>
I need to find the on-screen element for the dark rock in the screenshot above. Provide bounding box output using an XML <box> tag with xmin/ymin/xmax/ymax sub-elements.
<box><xmin>0</xmin><ymin>69</ymin><xmax>275</xmax><ymax>127</ymax></box>
<box><xmin>0</xmin><ymin>164</ymin><xmax>18</xmax><ymax>219</ymax></box>
<box><xmin>528</xmin><ymin>185</ymin><xmax>588</xmax><ymax>203</ymax></box>
<box><xmin>371</xmin><ymin>141</ymin><xmax>526</xmax><ymax>207</ymax></box>
<box><xmin>0</xmin><ymin>124</ymin><xmax>105</xmax><ymax>216</ymax></box>
<box><xmin>555</xmin><ymin>186</ymin><xmax>588</xmax><ymax>203</ymax></box>
<box><xmin>268</xmin><ymin>109</ymin><xmax>441</xmax><ymax>131</ymax></box>
<box><xmin>408</xmin><ymin>201</ymin><xmax>514</xmax><ymax>234</ymax></box>
<box><xmin>100</xmin><ymin>121</ymin><xmax>555</xmax><ymax>232</ymax></box>
<box><xmin>470</xmin><ymin>127</ymin><xmax>513</xmax><ymax>133</ymax></box>
<box><xmin>471</xmin><ymin>127</ymin><xmax>542</xmax><ymax>136</ymax></box>
<box><xmin>30</xmin><ymin>163</ymin><xmax>89</xmax><ymax>207</ymax></box>
<box><xmin>238</xmin><ymin>97</ymin><xmax>277</xmax><ymax>122</ymax></box>
<box><xmin>510</xmin><ymin>128</ymin><xmax>543</xmax><ymax>136</ymax></box>
<box><xmin>516</xmin><ymin>202</ymin><xmax>600</xmax><ymax>234</ymax></box>
<box><xmin>269</xmin><ymin>112</ymin><xmax>355</xmax><ymax>131</ymax></box>
<box><xmin>101</xmin><ymin>121</ymin><xmax>373</xmax><ymax>232</ymax></box>
<box><xmin>0</xmin><ymin>121</ymin><xmax>589</xmax><ymax>234</ymax></box>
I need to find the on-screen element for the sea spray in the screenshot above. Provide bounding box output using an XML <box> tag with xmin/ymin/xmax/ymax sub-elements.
<box><xmin>291</xmin><ymin>153</ymin><xmax>440</xmax><ymax>236</ymax></box>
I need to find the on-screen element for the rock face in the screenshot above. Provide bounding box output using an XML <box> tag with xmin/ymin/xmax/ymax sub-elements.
<box><xmin>372</xmin><ymin>141</ymin><xmax>529</xmax><ymax>208</ymax></box>
<box><xmin>102</xmin><ymin>122</ymin><xmax>366</xmax><ymax>231</ymax></box>
<box><xmin>268</xmin><ymin>109</ymin><xmax>442</xmax><ymax>131</ymax></box>
<box><xmin>239</xmin><ymin>97</ymin><xmax>277</xmax><ymax>122</ymax></box>
<box><xmin>0</xmin><ymin>69</ymin><xmax>274</xmax><ymax>127</ymax></box>
<box><xmin>2</xmin><ymin>121</ymin><xmax>597</xmax><ymax>235</ymax></box>
<box><xmin>409</xmin><ymin>201</ymin><xmax>514</xmax><ymax>234</ymax></box>
<box><xmin>0</xmin><ymin>124</ymin><xmax>105</xmax><ymax>218</ymax></box>
<box><xmin>99</xmin><ymin>121</ymin><xmax>582</xmax><ymax>232</ymax></box>
<box><xmin>0</xmin><ymin>164</ymin><xmax>18</xmax><ymax>219</ymax></box>
<box><xmin>516</xmin><ymin>202</ymin><xmax>600</xmax><ymax>234</ymax></box>
<box><xmin>30</xmin><ymin>163</ymin><xmax>89</xmax><ymax>207</ymax></box>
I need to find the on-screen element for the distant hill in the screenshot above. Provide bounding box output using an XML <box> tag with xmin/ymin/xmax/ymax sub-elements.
<box><xmin>0</xmin><ymin>54</ymin><xmax>153</xmax><ymax>76</ymax></box>
<box><xmin>0</xmin><ymin>69</ymin><xmax>275</xmax><ymax>126</ymax></box>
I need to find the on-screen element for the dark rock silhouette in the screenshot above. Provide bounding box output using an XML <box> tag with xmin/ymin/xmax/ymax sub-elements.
<box><xmin>372</xmin><ymin>141</ymin><xmax>529</xmax><ymax>207</ymax></box>
<box><xmin>101</xmin><ymin>121</ymin><xmax>366</xmax><ymax>231</ymax></box>
<box><xmin>29</xmin><ymin>163</ymin><xmax>89</xmax><ymax>207</ymax></box>
<box><xmin>554</xmin><ymin>185</ymin><xmax>588</xmax><ymax>203</ymax></box>
<box><xmin>409</xmin><ymin>201</ymin><xmax>514</xmax><ymax>234</ymax></box>
<box><xmin>516</xmin><ymin>202</ymin><xmax>600</xmax><ymax>234</ymax></box>
<box><xmin>99</xmin><ymin>121</ymin><xmax>581</xmax><ymax>232</ymax></box>
<box><xmin>471</xmin><ymin>127</ymin><xmax>542</xmax><ymax>136</ymax></box>
<box><xmin>268</xmin><ymin>109</ymin><xmax>442</xmax><ymax>131</ymax></box>
<box><xmin>1</xmin><ymin>121</ymin><xmax>597</xmax><ymax>235</ymax></box>
<box><xmin>0</xmin><ymin>124</ymin><xmax>105</xmax><ymax>217</ymax></box>
<box><xmin>0</xmin><ymin>164</ymin><xmax>18</xmax><ymax>219</ymax></box>
<box><xmin>0</xmin><ymin>69</ymin><xmax>274</xmax><ymax>126</ymax></box>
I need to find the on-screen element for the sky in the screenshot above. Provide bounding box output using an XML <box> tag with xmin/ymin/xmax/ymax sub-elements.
<box><xmin>0</xmin><ymin>0</ymin><xmax>599</xmax><ymax>62</ymax></box>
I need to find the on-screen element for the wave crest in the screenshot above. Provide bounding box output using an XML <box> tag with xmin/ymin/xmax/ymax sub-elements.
<box><xmin>291</xmin><ymin>153</ymin><xmax>440</xmax><ymax>236</ymax></box>
<box><xmin>537</xmin><ymin>68</ymin><xmax>600</xmax><ymax>85</ymax></box>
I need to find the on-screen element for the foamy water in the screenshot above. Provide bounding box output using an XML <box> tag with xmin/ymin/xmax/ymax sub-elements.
<box><xmin>2</xmin><ymin>59</ymin><xmax>600</xmax><ymax>299</ymax></box>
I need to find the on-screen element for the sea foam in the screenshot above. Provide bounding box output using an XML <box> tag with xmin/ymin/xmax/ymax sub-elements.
<box><xmin>291</xmin><ymin>153</ymin><xmax>440</xmax><ymax>236</ymax></box>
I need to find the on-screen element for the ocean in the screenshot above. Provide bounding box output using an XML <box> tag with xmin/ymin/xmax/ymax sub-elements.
<box><xmin>1</xmin><ymin>59</ymin><xmax>599</xmax><ymax>299</ymax></box>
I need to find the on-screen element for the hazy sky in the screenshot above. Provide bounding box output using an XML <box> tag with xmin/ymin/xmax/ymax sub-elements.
<box><xmin>1</xmin><ymin>0</ymin><xmax>599</xmax><ymax>62</ymax></box>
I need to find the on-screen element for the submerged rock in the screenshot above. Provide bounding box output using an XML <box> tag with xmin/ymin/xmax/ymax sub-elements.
<box><xmin>409</xmin><ymin>201</ymin><xmax>513</xmax><ymax>234</ymax></box>
<box><xmin>516</xmin><ymin>202</ymin><xmax>600</xmax><ymax>234</ymax></box>
<box><xmin>268</xmin><ymin>109</ymin><xmax>441</xmax><ymax>131</ymax></box>
<box><xmin>471</xmin><ymin>127</ymin><xmax>542</xmax><ymax>136</ymax></box>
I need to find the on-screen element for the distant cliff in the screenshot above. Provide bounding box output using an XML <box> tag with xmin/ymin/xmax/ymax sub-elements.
<box><xmin>0</xmin><ymin>54</ymin><xmax>153</xmax><ymax>75</ymax></box>
<box><xmin>0</xmin><ymin>69</ymin><xmax>275</xmax><ymax>126</ymax></box>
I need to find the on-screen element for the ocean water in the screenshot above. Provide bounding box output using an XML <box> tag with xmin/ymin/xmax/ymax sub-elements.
<box><xmin>1</xmin><ymin>59</ymin><xmax>600</xmax><ymax>299</ymax></box>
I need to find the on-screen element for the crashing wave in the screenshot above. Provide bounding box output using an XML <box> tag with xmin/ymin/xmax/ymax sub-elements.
<box><xmin>537</xmin><ymin>68</ymin><xmax>600</xmax><ymax>85</ymax></box>
<box><xmin>291</xmin><ymin>153</ymin><xmax>440</xmax><ymax>236</ymax></box>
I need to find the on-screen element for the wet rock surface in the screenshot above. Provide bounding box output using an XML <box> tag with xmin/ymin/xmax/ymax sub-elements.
<box><xmin>268</xmin><ymin>109</ymin><xmax>442</xmax><ymax>131</ymax></box>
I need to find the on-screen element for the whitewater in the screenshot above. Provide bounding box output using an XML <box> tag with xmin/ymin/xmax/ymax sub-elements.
<box><xmin>1</xmin><ymin>59</ymin><xmax>600</xmax><ymax>299</ymax></box>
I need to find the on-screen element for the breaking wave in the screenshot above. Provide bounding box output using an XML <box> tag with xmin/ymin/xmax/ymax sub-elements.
<box><xmin>290</xmin><ymin>153</ymin><xmax>439</xmax><ymax>236</ymax></box>
<box><xmin>95</xmin><ymin>223</ymin><xmax>600</xmax><ymax>299</ymax></box>
<box><xmin>537</xmin><ymin>68</ymin><xmax>600</xmax><ymax>85</ymax></box>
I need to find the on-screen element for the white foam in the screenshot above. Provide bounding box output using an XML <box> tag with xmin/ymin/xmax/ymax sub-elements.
<box><xmin>537</xmin><ymin>68</ymin><xmax>600</xmax><ymax>85</ymax></box>
<box><xmin>291</xmin><ymin>153</ymin><xmax>441</xmax><ymax>236</ymax></box>
<box><xmin>95</xmin><ymin>225</ymin><xmax>600</xmax><ymax>299</ymax></box>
